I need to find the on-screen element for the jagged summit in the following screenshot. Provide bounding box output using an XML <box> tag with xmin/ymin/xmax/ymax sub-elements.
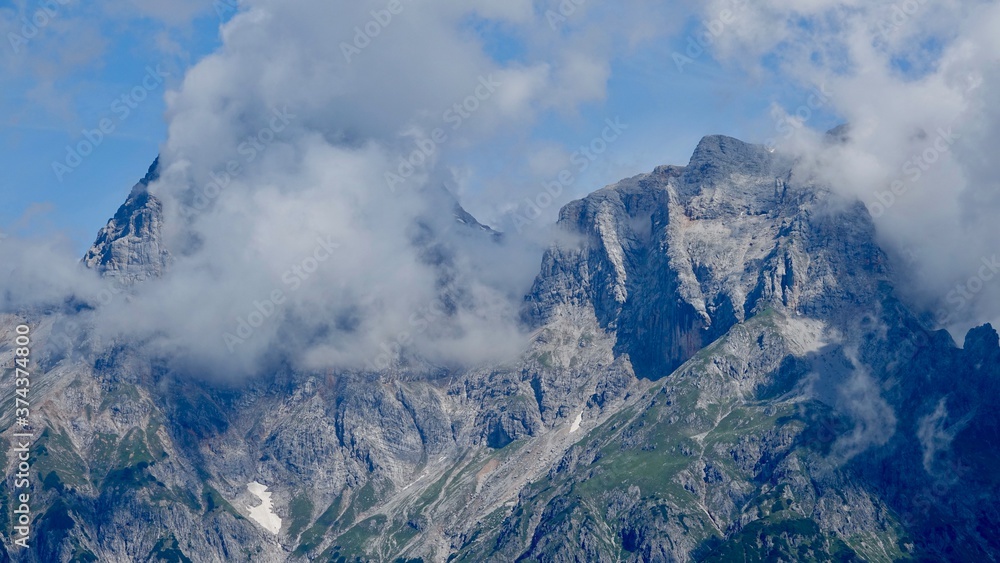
<box><xmin>81</xmin><ymin>159</ymin><xmax>500</xmax><ymax>289</ymax></box>
<box><xmin>965</xmin><ymin>322</ymin><xmax>1000</xmax><ymax>358</ymax></box>
<box><xmin>526</xmin><ymin>134</ymin><xmax>886</xmax><ymax>379</ymax></box>
<box><xmin>425</xmin><ymin>183</ymin><xmax>502</xmax><ymax>242</ymax></box>
<box><xmin>678</xmin><ymin>134</ymin><xmax>786</xmax><ymax>198</ymax></box>
<box><xmin>81</xmin><ymin>158</ymin><xmax>170</xmax><ymax>285</ymax></box>
<box><xmin>138</xmin><ymin>156</ymin><xmax>160</xmax><ymax>188</ymax></box>
<box><xmin>825</xmin><ymin>123</ymin><xmax>852</xmax><ymax>143</ymax></box>
<box><xmin>687</xmin><ymin>134</ymin><xmax>774</xmax><ymax>172</ymax></box>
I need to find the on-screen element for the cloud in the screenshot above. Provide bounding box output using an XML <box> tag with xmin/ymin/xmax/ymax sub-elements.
<box><xmin>829</xmin><ymin>361</ymin><xmax>897</xmax><ymax>465</ymax></box>
<box><xmin>6</xmin><ymin>0</ymin><xmax>997</xmax><ymax>377</ymax></box>
<box><xmin>78</xmin><ymin>0</ymin><xmax>722</xmax><ymax>377</ymax></box>
<box><xmin>2</xmin><ymin>0</ymin><xmax>695</xmax><ymax>377</ymax></box>
<box><xmin>0</xmin><ymin>234</ymin><xmax>102</xmax><ymax>313</ymax></box>
<box><xmin>83</xmin><ymin>0</ymin><xmax>674</xmax><ymax>375</ymax></box>
<box><xmin>695</xmin><ymin>0</ymin><xmax>1000</xmax><ymax>336</ymax></box>
<box><xmin>916</xmin><ymin>397</ymin><xmax>971</xmax><ymax>474</ymax></box>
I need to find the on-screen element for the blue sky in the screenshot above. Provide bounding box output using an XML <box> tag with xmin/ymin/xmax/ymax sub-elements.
<box><xmin>0</xmin><ymin>2</ymin><xmax>836</xmax><ymax>254</ymax></box>
<box><xmin>1</xmin><ymin>2</ymin><xmax>226</xmax><ymax>250</ymax></box>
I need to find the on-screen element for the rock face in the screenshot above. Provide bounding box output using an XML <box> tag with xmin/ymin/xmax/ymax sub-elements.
<box><xmin>81</xmin><ymin>158</ymin><xmax>170</xmax><ymax>285</ymax></box>
<box><xmin>2</xmin><ymin>136</ymin><xmax>998</xmax><ymax>562</ymax></box>
<box><xmin>526</xmin><ymin>136</ymin><xmax>887</xmax><ymax>380</ymax></box>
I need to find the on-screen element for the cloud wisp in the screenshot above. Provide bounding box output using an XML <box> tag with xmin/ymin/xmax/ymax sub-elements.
<box><xmin>696</xmin><ymin>0</ymin><xmax>1000</xmax><ymax>336</ymax></box>
<box><xmin>4</xmin><ymin>0</ymin><xmax>998</xmax><ymax>378</ymax></box>
<box><xmin>42</xmin><ymin>0</ymin><xmax>690</xmax><ymax>376</ymax></box>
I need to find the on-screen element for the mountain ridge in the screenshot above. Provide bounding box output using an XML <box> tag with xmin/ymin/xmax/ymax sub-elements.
<box><xmin>1</xmin><ymin>134</ymin><xmax>997</xmax><ymax>562</ymax></box>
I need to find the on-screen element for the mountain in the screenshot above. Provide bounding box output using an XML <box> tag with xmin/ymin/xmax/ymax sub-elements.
<box><xmin>81</xmin><ymin>158</ymin><xmax>170</xmax><ymax>285</ymax></box>
<box><xmin>1</xmin><ymin>135</ymin><xmax>997</xmax><ymax>562</ymax></box>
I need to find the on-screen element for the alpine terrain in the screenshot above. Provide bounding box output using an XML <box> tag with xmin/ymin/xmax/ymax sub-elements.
<box><xmin>1</xmin><ymin>135</ymin><xmax>998</xmax><ymax>562</ymax></box>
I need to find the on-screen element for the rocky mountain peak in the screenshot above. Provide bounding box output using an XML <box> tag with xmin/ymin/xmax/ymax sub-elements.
<box><xmin>525</xmin><ymin>134</ymin><xmax>887</xmax><ymax>379</ymax></box>
<box><xmin>81</xmin><ymin>158</ymin><xmax>170</xmax><ymax>285</ymax></box>
<box><xmin>80</xmin><ymin>159</ymin><xmax>500</xmax><ymax>293</ymax></box>
<box><xmin>8</xmin><ymin>134</ymin><xmax>999</xmax><ymax>563</ymax></box>
<box><xmin>964</xmin><ymin>322</ymin><xmax>1000</xmax><ymax>359</ymax></box>
<box><xmin>679</xmin><ymin>134</ymin><xmax>783</xmax><ymax>199</ymax></box>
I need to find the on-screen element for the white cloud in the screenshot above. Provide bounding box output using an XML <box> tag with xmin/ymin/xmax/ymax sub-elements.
<box><xmin>7</xmin><ymin>0</ymin><xmax>996</xmax><ymax>376</ymax></box>
<box><xmin>697</xmin><ymin>0</ymin><xmax>1000</xmax><ymax>334</ymax></box>
<box><xmin>9</xmin><ymin>0</ymin><xmax>700</xmax><ymax>376</ymax></box>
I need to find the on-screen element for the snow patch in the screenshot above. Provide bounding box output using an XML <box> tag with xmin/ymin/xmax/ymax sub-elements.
<box><xmin>569</xmin><ymin>411</ymin><xmax>583</xmax><ymax>433</ymax></box>
<box><xmin>246</xmin><ymin>481</ymin><xmax>281</xmax><ymax>534</ymax></box>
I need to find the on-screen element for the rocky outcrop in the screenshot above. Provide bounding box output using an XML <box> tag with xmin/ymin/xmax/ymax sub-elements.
<box><xmin>81</xmin><ymin>158</ymin><xmax>170</xmax><ymax>285</ymax></box>
<box><xmin>525</xmin><ymin>135</ymin><xmax>888</xmax><ymax>380</ymax></box>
